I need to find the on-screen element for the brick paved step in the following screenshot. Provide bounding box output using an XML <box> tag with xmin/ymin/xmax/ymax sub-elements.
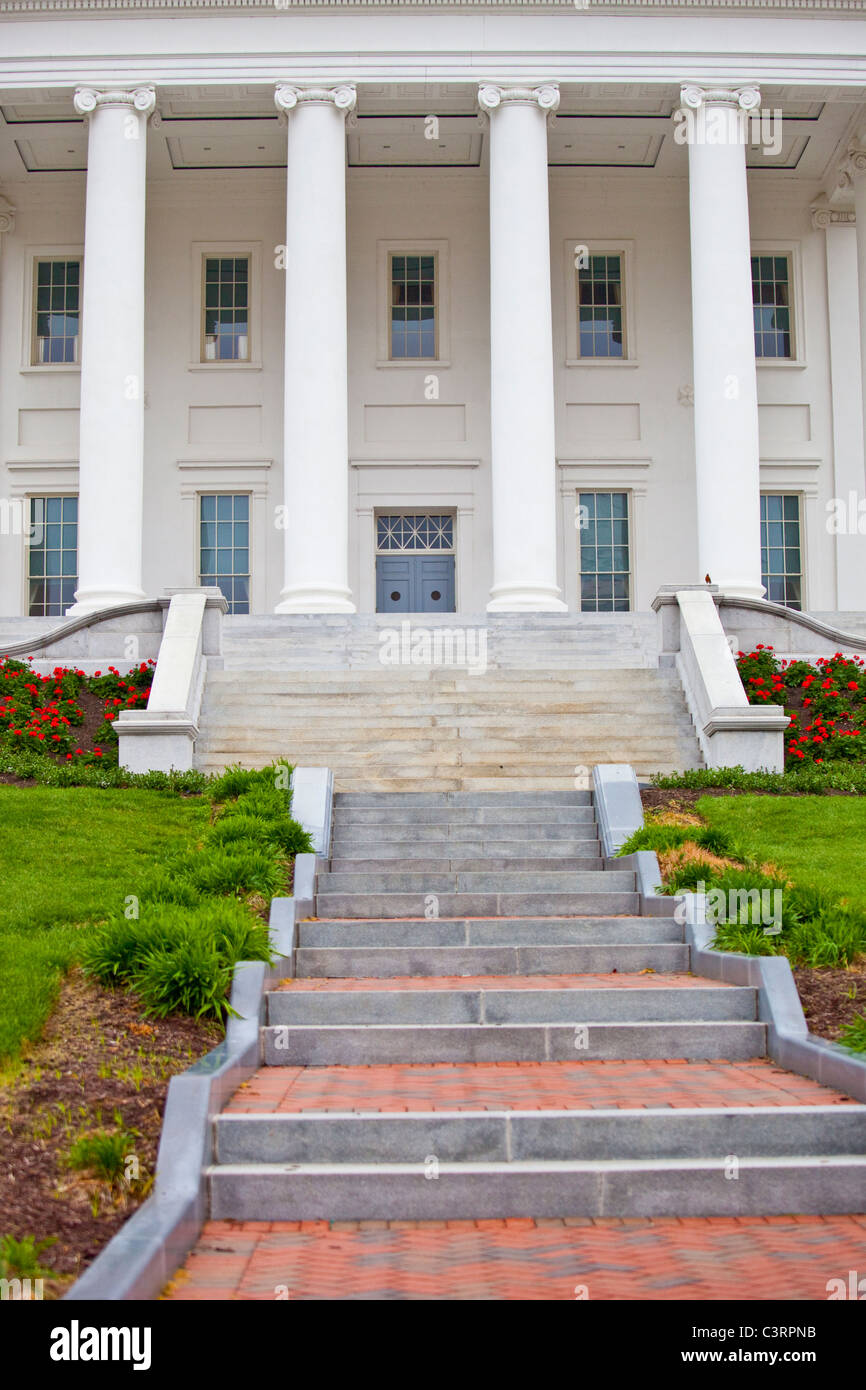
<box><xmin>260</xmin><ymin>1020</ymin><xmax>766</xmax><ymax>1065</ymax></box>
<box><xmin>214</xmin><ymin>1105</ymin><xmax>866</xmax><ymax>1165</ymax></box>
<box><xmin>266</xmin><ymin>984</ymin><xmax>757</xmax><ymax>1026</ymax></box>
<box><xmin>295</xmin><ymin>944</ymin><xmax>690</xmax><ymax>976</ymax></box>
<box><xmin>314</xmin><ymin>891</ymin><xmax>641</xmax><ymax>918</ymax></box>
<box><xmin>298</xmin><ymin>917</ymin><xmax>682</xmax><ymax>947</ymax></box>
<box><xmin>207</xmin><ymin>1154</ymin><xmax>866</xmax><ymax>1222</ymax></box>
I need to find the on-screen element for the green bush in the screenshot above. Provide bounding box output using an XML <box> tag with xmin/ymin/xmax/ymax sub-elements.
<box><xmin>209</xmin><ymin>763</ymin><xmax>290</xmax><ymax>802</ymax></box>
<box><xmin>206</xmin><ymin>812</ymin><xmax>312</xmax><ymax>857</ymax></box>
<box><xmin>619</xmin><ymin>823</ymin><xmax>736</xmax><ymax>858</ymax></box>
<box><xmin>167</xmin><ymin>842</ymin><xmax>286</xmax><ymax>898</ymax></box>
<box><xmin>133</xmin><ymin>934</ymin><xmax>236</xmax><ymax>1021</ymax></box>
<box><xmin>67</xmin><ymin>1129</ymin><xmax>138</xmax><ymax>1184</ymax></box>
<box><xmin>0</xmin><ymin>1233</ymin><xmax>57</xmax><ymax>1281</ymax></box>
<box><xmin>649</xmin><ymin>764</ymin><xmax>866</xmax><ymax>795</ymax></box>
<box><xmin>839</xmin><ymin>1013</ymin><xmax>866</xmax><ymax>1053</ymax></box>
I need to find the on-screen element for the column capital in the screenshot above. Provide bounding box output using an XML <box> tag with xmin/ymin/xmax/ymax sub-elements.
<box><xmin>0</xmin><ymin>193</ymin><xmax>15</xmax><ymax>236</ymax></box>
<box><xmin>274</xmin><ymin>84</ymin><xmax>357</xmax><ymax>116</ymax></box>
<box><xmin>74</xmin><ymin>86</ymin><xmax>156</xmax><ymax>118</ymax></box>
<box><xmin>477</xmin><ymin>83</ymin><xmax>560</xmax><ymax>115</ymax></box>
<box><xmin>838</xmin><ymin>145</ymin><xmax>866</xmax><ymax>191</ymax></box>
<box><xmin>811</xmin><ymin>201</ymin><xmax>856</xmax><ymax>230</ymax></box>
<box><xmin>679</xmin><ymin>85</ymin><xmax>761</xmax><ymax>112</ymax></box>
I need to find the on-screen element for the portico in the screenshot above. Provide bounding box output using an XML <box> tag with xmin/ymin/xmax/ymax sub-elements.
<box><xmin>1</xmin><ymin>1</ymin><xmax>865</xmax><ymax>624</ymax></box>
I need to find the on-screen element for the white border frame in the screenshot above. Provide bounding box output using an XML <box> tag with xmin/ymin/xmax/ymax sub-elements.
<box><xmin>563</xmin><ymin>239</ymin><xmax>637</xmax><ymax>368</ymax></box>
<box><xmin>20</xmin><ymin>245</ymin><xmax>84</xmax><ymax>375</ymax></box>
<box><xmin>188</xmin><ymin>242</ymin><xmax>262</xmax><ymax>372</ymax></box>
<box><xmin>376</xmin><ymin>238</ymin><xmax>451</xmax><ymax>369</ymax></box>
<box><xmin>751</xmin><ymin>241</ymin><xmax>807</xmax><ymax>371</ymax></box>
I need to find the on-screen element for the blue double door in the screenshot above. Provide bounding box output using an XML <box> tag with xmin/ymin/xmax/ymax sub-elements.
<box><xmin>376</xmin><ymin>555</ymin><xmax>455</xmax><ymax>613</ymax></box>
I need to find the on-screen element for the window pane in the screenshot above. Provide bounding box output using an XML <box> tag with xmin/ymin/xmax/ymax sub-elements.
<box><xmin>390</xmin><ymin>252</ymin><xmax>436</xmax><ymax>359</ymax></box>
<box><xmin>578</xmin><ymin>253</ymin><xmax>624</xmax><ymax>359</ymax></box>
<box><xmin>760</xmin><ymin>493</ymin><xmax>801</xmax><ymax>610</ymax></box>
<box><xmin>579</xmin><ymin>492</ymin><xmax>630</xmax><ymax>611</ymax></box>
<box><xmin>28</xmin><ymin>494</ymin><xmax>78</xmax><ymax>616</ymax></box>
<box><xmin>752</xmin><ymin>255</ymin><xmax>792</xmax><ymax>359</ymax></box>
<box><xmin>199</xmin><ymin>494</ymin><xmax>252</xmax><ymax>615</ymax></box>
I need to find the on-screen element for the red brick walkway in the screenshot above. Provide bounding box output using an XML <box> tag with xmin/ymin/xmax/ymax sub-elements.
<box><xmin>164</xmin><ymin>1215</ymin><xmax>866</xmax><ymax>1301</ymax></box>
<box><xmin>225</xmin><ymin>1058</ymin><xmax>856</xmax><ymax>1113</ymax></box>
<box><xmin>274</xmin><ymin>972</ymin><xmax>726</xmax><ymax>992</ymax></box>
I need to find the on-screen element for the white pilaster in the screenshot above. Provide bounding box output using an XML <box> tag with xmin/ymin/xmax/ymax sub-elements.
<box><xmin>68</xmin><ymin>86</ymin><xmax>154</xmax><ymax>614</ymax></box>
<box><xmin>812</xmin><ymin>203</ymin><xmax>864</xmax><ymax>608</ymax></box>
<box><xmin>841</xmin><ymin>148</ymin><xmax>866</xmax><ymax>483</ymax></box>
<box><xmin>680</xmin><ymin>85</ymin><xmax>764</xmax><ymax>601</ymax></box>
<box><xmin>274</xmin><ymin>83</ymin><xmax>356</xmax><ymax>613</ymax></box>
<box><xmin>478</xmin><ymin>83</ymin><xmax>566</xmax><ymax>612</ymax></box>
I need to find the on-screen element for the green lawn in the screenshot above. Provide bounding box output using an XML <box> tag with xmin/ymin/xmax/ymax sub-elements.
<box><xmin>0</xmin><ymin>787</ymin><xmax>209</xmax><ymax>1062</ymax></box>
<box><xmin>697</xmin><ymin>795</ymin><xmax>866</xmax><ymax>911</ymax></box>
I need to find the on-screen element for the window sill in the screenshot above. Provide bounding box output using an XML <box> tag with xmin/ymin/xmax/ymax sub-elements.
<box><xmin>19</xmin><ymin>364</ymin><xmax>81</xmax><ymax>375</ymax></box>
<box><xmin>756</xmin><ymin>359</ymin><xmax>807</xmax><ymax>370</ymax></box>
<box><xmin>565</xmin><ymin>358</ymin><xmax>639</xmax><ymax>369</ymax></box>
<box><xmin>376</xmin><ymin>359</ymin><xmax>451</xmax><ymax>370</ymax></box>
<box><xmin>187</xmin><ymin>361</ymin><xmax>262</xmax><ymax>372</ymax></box>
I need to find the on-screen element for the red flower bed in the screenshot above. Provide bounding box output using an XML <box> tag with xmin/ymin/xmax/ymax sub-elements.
<box><xmin>736</xmin><ymin>645</ymin><xmax>866</xmax><ymax>768</ymax></box>
<box><xmin>0</xmin><ymin>657</ymin><xmax>156</xmax><ymax>766</ymax></box>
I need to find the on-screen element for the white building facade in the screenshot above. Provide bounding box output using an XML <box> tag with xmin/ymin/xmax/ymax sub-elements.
<box><xmin>1</xmin><ymin>0</ymin><xmax>866</xmax><ymax>621</ymax></box>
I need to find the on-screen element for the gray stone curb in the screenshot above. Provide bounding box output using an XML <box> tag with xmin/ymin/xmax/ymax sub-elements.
<box><xmin>593</xmin><ymin>763</ymin><xmax>866</xmax><ymax>1103</ymax></box>
<box><xmin>64</xmin><ymin>856</ymin><xmax>317</xmax><ymax>1302</ymax></box>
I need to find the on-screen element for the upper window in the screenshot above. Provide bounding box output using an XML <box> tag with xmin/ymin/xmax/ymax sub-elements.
<box><xmin>752</xmin><ymin>255</ymin><xmax>792</xmax><ymax>360</ymax></box>
<box><xmin>761</xmin><ymin>493</ymin><xmax>802</xmax><ymax>610</ymax></box>
<box><xmin>28</xmin><ymin>495</ymin><xmax>78</xmax><ymax>616</ymax></box>
<box><xmin>578</xmin><ymin>254</ymin><xmax>625</xmax><ymax>359</ymax></box>
<box><xmin>389</xmin><ymin>253</ymin><xmax>437</xmax><ymax>360</ymax></box>
<box><xmin>32</xmin><ymin>259</ymin><xmax>80</xmax><ymax>365</ymax></box>
<box><xmin>202</xmin><ymin>256</ymin><xmax>249</xmax><ymax>362</ymax></box>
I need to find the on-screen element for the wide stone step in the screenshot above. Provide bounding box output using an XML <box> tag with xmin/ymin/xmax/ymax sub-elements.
<box><xmin>333</xmin><ymin>790</ymin><xmax>593</xmax><ymax>807</ymax></box>
<box><xmin>207</xmin><ymin>1154</ymin><xmax>866</xmax><ymax>1221</ymax></box>
<box><xmin>326</xmin><ymin>856</ymin><xmax>604</xmax><ymax>874</ymax></box>
<box><xmin>266</xmin><ymin>984</ymin><xmax>757</xmax><ymax>1026</ymax></box>
<box><xmin>295</xmin><ymin>943</ymin><xmax>690</xmax><ymax>976</ymax></box>
<box><xmin>314</xmin><ymin>891</ymin><xmax>641</xmax><ymax>918</ymax></box>
<box><xmin>330</xmin><ymin>825</ymin><xmax>598</xmax><ymax>845</ymax></box>
<box><xmin>298</xmin><ymin>917</ymin><xmax>683</xmax><ymax>947</ymax></box>
<box><xmin>214</xmin><ymin>1105</ymin><xmax>866</xmax><ymax>1166</ymax></box>
<box><xmin>316</xmin><ymin>869</ymin><xmax>625</xmax><ymax>893</ymax></box>
<box><xmin>332</xmin><ymin>806</ymin><xmax>598</xmax><ymax>826</ymax></box>
<box><xmin>260</xmin><ymin>1020</ymin><xmax>766</xmax><ymax>1064</ymax></box>
<box><xmin>329</xmin><ymin>840</ymin><xmax>602</xmax><ymax>860</ymax></box>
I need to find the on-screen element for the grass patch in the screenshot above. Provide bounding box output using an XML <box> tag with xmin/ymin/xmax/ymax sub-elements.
<box><xmin>0</xmin><ymin>788</ymin><xmax>208</xmax><ymax>1061</ymax></box>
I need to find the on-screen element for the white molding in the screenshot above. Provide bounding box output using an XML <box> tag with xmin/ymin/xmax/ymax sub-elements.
<box><xmin>562</xmin><ymin>238</ymin><xmax>636</xmax><ymax>366</ymax></box>
<box><xmin>188</xmin><ymin>240</ymin><xmax>262</xmax><ymax>370</ymax></box>
<box><xmin>375</xmin><ymin>238</ymin><xmax>450</xmax><ymax>368</ymax></box>
<box><xmin>0</xmin><ymin>0</ymin><xmax>862</xmax><ymax>11</ymax></box>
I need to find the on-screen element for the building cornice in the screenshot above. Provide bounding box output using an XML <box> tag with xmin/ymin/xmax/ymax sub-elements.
<box><xmin>1</xmin><ymin>0</ymin><xmax>866</xmax><ymax>13</ymax></box>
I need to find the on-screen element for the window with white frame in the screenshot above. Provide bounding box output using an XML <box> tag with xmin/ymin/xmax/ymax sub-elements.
<box><xmin>389</xmin><ymin>252</ymin><xmax>437</xmax><ymax>360</ymax></box>
<box><xmin>28</xmin><ymin>495</ymin><xmax>78</xmax><ymax>615</ymax></box>
<box><xmin>752</xmin><ymin>254</ymin><xmax>793</xmax><ymax>360</ymax></box>
<box><xmin>32</xmin><ymin>259</ymin><xmax>80</xmax><ymax>365</ymax></box>
<box><xmin>577</xmin><ymin>253</ymin><xmax>625</xmax><ymax>359</ymax></box>
<box><xmin>202</xmin><ymin>255</ymin><xmax>250</xmax><ymax>362</ymax></box>
<box><xmin>199</xmin><ymin>494</ymin><xmax>250</xmax><ymax>613</ymax></box>
<box><xmin>578</xmin><ymin>491</ymin><xmax>631</xmax><ymax>612</ymax></box>
<box><xmin>761</xmin><ymin>493</ymin><xmax>802</xmax><ymax>609</ymax></box>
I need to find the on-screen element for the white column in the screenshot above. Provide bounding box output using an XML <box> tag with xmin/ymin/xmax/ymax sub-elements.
<box><xmin>478</xmin><ymin>83</ymin><xmax>566</xmax><ymax>612</ymax></box>
<box><xmin>274</xmin><ymin>84</ymin><xmax>355</xmax><ymax>613</ymax></box>
<box><xmin>68</xmin><ymin>86</ymin><xmax>154</xmax><ymax>614</ymax></box>
<box><xmin>680</xmin><ymin>85</ymin><xmax>764</xmax><ymax>600</ymax></box>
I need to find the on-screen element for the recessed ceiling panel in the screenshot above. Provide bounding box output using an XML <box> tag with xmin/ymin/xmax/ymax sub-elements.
<box><xmin>15</xmin><ymin>135</ymin><xmax>86</xmax><ymax>172</ymax></box>
<box><xmin>549</xmin><ymin>118</ymin><xmax>663</xmax><ymax>166</ymax></box>
<box><xmin>348</xmin><ymin>117</ymin><xmax>482</xmax><ymax>166</ymax></box>
<box><xmin>165</xmin><ymin>126</ymin><xmax>285</xmax><ymax>169</ymax></box>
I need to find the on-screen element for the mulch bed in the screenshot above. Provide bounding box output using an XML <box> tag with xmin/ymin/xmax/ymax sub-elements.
<box><xmin>0</xmin><ymin>687</ymin><xmax>118</xmax><ymax>787</ymax></box>
<box><xmin>0</xmin><ymin>969</ymin><xmax>220</xmax><ymax>1297</ymax></box>
<box><xmin>793</xmin><ymin>966</ymin><xmax>866</xmax><ymax>1044</ymax></box>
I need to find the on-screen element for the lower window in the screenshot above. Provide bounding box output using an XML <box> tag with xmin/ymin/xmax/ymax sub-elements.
<box><xmin>28</xmin><ymin>495</ymin><xmax>78</xmax><ymax>616</ymax></box>
<box><xmin>578</xmin><ymin>491</ymin><xmax>631</xmax><ymax>612</ymax></box>
<box><xmin>200</xmin><ymin>493</ymin><xmax>250</xmax><ymax>614</ymax></box>
<box><xmin>761</xmin><ymin>493</ymin><xmax>802</xmax><ymax>609</ymax></box>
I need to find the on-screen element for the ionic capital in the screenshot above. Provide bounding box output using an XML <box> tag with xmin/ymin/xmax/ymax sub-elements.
<box><xmin>74</xmin><ymin>86</ymin><xmax>156</xmax><ymax>118</ymax></box>
<box><xmin>679</xmin><ymin>84</ymin><xmax>761</xmax><ymax>113</ymax></box>
<box><xmin>274</xmin><ymin>84</ymin><xmax>357</xmax><ymax>117</ymax></box>
<box><xmin>477</xmin><ymin>84</ymin><xmax>560</xmax><ymax>115</ymax></box>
